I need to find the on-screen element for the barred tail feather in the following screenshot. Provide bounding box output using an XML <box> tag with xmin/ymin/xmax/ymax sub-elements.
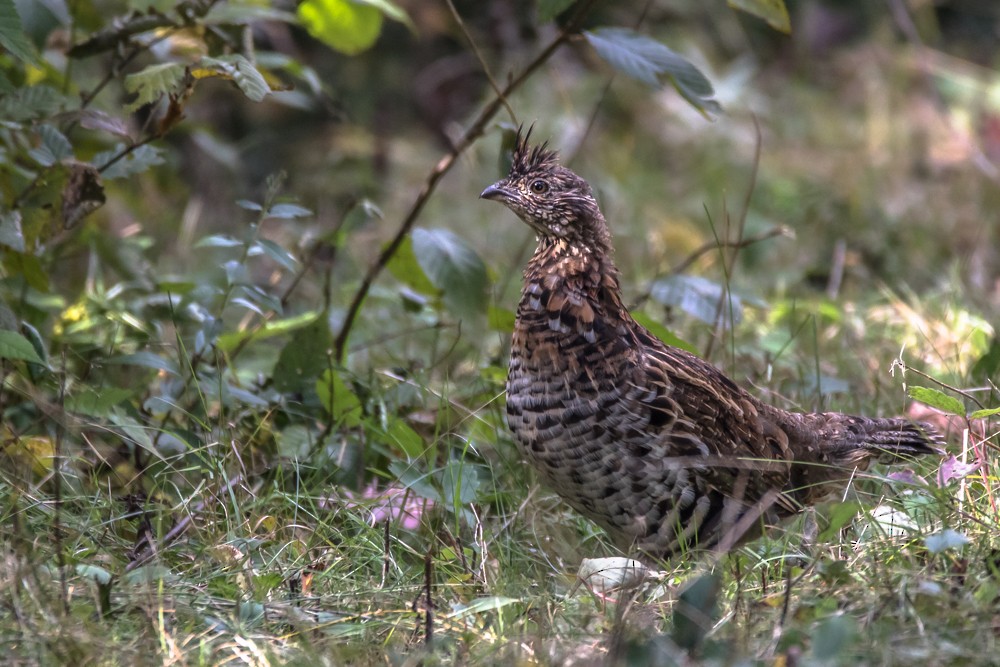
<box><xmin>861</xmin><ymin>418</ymin><xmax>946</xmax><ymax>461</ymax></box>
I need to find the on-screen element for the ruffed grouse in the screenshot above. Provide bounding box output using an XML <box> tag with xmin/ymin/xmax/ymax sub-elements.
<box><xmin>481</xmin><ymin>130</ymin><xmax>943</xmax><ymax>558</ymax></box>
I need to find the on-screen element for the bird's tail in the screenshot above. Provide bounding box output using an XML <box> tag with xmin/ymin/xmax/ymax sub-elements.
<box><xmin>858</xmin><ymin>418</ymin><xmax>945</xmax><ymax>459</ymax></box>
<box><xmin>819</xmin><ymin>414</ymin><xmax>946</xmax><ymax>463</ymax></box>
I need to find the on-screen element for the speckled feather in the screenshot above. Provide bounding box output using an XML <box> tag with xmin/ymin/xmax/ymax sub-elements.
<box><xmin>481</xmin><ymin>130</ymin><xmax>944</xmax><ymax>558</ymax></box>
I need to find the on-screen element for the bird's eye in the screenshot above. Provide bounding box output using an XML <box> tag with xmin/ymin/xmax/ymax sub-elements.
<box><xmin>530</xmin><ymin>180</ymin><xmax>549</xmax><ymax>194</ymax></box>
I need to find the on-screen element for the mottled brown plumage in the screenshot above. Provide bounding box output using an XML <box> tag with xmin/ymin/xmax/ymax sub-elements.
<box><xmin>481</xmin><ymin>130</ymin><xmax>944</xmax><ymax>558</ymax></box>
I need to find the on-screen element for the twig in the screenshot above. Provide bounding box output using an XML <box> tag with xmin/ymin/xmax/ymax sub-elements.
<box><xmin>703</xmin><ymin>117</ymin><xmax>762</xmax><ymax>361</ymax></box>
<box><xmin>442</xmin><ymin>0</ymin><xmax>516</xmax><ymax>124</ymax></box>
<box><xmin>631</xmin><ymin>224</ymin><xmax>790</xmax><ymax>310</ymax></box>
<box><xmin>891</xmin><ymin>357</ymin><xmax>987</xmax><ymax>411</ymax></box>
<box><xmin>332</xmin><ymin>0</ymin><xmax>602</xmax><ymax>362</ymax></box>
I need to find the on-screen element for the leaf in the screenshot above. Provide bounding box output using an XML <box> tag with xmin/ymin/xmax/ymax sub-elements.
<box><xmin>0</xmin><ymin>210</ymin><xmax>25</xmax><ymax>252</ymax></box>
<box><xmin>412</xmin><ymin>227</ymin><xmax>488</xmax><ymax>318</ymax></box>
<box><xmin>924</xmin><ymin>528</ymin><xmax>969</xmax><ymax>554</ymax></box>
<box><xmin>817</xmin><ymin>500</ymin><xmax>861</xmax><ymax>542</ymax></box>
<box><xmin>356</xmin><ymin>0</ymin><xmax>414</xmax><ymax>31</ymax></box>
<box><xmin>584</xmin><ymin>27</ymin><xmax>720</xmax><ymax>116</ymax></box>
<box><xmin>29</xmin><ymin>124</ymin><xmax>73</xmax><ymax>166</ymax></box>
<box><xmin>727</xmin><ymin>0</ymin><xmax>791</xmax><ymax>33</ymax></box>
<box><xmin>73</xmin><ymin>109</ymin><xmax>134</xmax><ymax>140</ymax></box>
<box><xmin>937</xmin><ymin>455</ymin><xmax>978</xmax><ymax>485</ymax></box>
<box><xmin>195</xmin><ymin>55</ymin><xmax>270</xmax><ymax>102</ymax></box>
<box><xmin>0</xmin><ymin>0</ymin><xmax>40</xmax><ymax>64</ymax></box>
<box><xmin>632</xmin><ymin>311</ymin><xmax>699</xmax><ymax>355</ymax></box>
<box><xmin>650</xmin><ymin>273</ymin><xmax>744</xmax><ymax>327</ymax></box>
<box><xmin>537</xmin><ymin>0</ymin><xmax>575</xmax><ymax>23</ymax></box>
<box><xmin>0</xmin><ymin>84</ymin><xmax>67</xmax><ymax>121</ymax></box>
<box><xmin>254</xmin><ymin>239</ymin><xmax>299</xmax><ymax>271</ymax></box>
<box><xmin>970</xmin><ymin>406</ymin><xmax>1000</xmax><ymax>420</ymax></box>
<box><xmin>380</xmin><ymin>417</ymin><xmax>424</xmax><ymax>458</ymax></box>
<box><xmin>0</xmin><ymin>330</ymin><xmax>45</xmax><ymax>364</ymax></box>
<box><xmin>447</xmin><ymin>596</ymin><xmax>520</xmax><ymax>619</ymax></box>
<box><xmin>440</xmin><ymin>459</ymin><xmax>482</xmax><ymax>506</ymax></box>
<box><xmin>908</xmin><ymin>386</ymin><xmax>964</xmax><ymax>416</ymax></box>
<box><xmin>273</xmin><ymin>316</ymin><xmax>332</xmax><ymax>392</ymax></box>
<box><xmin>104</xmin><ymin>352</ymin><xmax>179</xmax><ymax>375</ymax></box>
<box><xmin>95</xmin><ymin>144</ymin><xmax>165</xmax><ymax>180</ymax></box>
<box><xmin>387</xmin><ymin>235</ymin><xmax>437</xmax><ymax>296</ymax></box>
<box><xmin>487</xmin><ymin>305</ymin><xmax>515</xmax><ymax>332</ymax></box>
<box><xmin>316</xmin><ymin>369</ymin><xmax>363</xmax><ymax>426</ymax></box>
<box><xmin>75</xmin><ymin>564</ymin><xmax>113</xmax><ymax>585</ymax></box>
<box><xmin>266</xmin><ymin>202</ymin><xmax>312</xmax><ymax>219</ymax></box>
<box><xmin>66</xmin><ymin>387</ymin><xmax>135</xmax><ymax>417</ymax></box>
<box><xmin>298</xmin><ymin>0</ymin><xmax>384</xmax><ymax>56</ymax></box>
<box><xmin>196</xmin><ymin>234</ymin><xmax>245</xmax><ymax>249</ymax></box>
<box><xmin>123</xmin><ymin>62</ymin><xmax>187</xmax><ymax>112</ymax></box>
<box><xmin>216</xmin><ymin>310</ymin><xmax>318</xmax><ymax>352</ymax></box>
<box><xmin>971</xmin><ymin>338</ymin><xmax>1000</xmax><ymax>382</ymax></box>
<box><xmin>811</xmin><ymin>614</ymin><xmax>856</xmax><ymax>661</ymax></box>
<box><xmin>672</xmin><ymin>572</ymin><xmax>721</xmax><ymax>651</ymax></box>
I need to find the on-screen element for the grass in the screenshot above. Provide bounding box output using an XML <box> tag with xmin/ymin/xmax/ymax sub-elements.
<box><xmin>2</xmin><ymin>15</ymin><xmax>1000</xmax><ymax>667</ymax></box>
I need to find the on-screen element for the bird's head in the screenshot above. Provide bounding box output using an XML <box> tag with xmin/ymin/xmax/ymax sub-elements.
<box><xmin>480</xmin><ymin>128</ymin><xmax>610</xmax><ymax>252</ymax></box>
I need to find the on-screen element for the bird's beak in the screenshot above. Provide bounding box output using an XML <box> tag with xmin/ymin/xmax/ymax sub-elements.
<box><xmin>480</xmin><ymin>182</ymin><xmax>510</xmax><ymax>201</ymax></box>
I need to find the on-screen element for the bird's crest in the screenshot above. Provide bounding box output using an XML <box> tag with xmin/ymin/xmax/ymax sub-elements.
<box><xmin>510</xmin><ymin>125</ymin><xmax>559</xmax><ymax>179</ymax></box>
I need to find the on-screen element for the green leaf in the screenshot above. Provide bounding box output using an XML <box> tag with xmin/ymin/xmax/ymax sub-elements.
<box><xmin>95</xmin><ymin>144</ymin><xmax>165</xmax><ymax>179</ymax></box>
<box><xmin>817</xmin><ymin>500</ymin><xmax>862</xmax><ymax>542</ymax></box>
<box><xmin>216</xmin><ymin>310</ymin><xmax>319</xmax><ymax>352</ymax></box>
<box><xmin>123</xmin><ymin>62</ymin><xmax>186</xmax><ymax>112</ymax></box>
<box><xmin>254</xmin><ymin>239</ymin><xmax>299</xmax><ymax>271</ymax></box>
<box><xmin>672</xmin><ymin>572</ymin><xmax>721</xmax><ymax>651</ymax></box>
<box><xmin>387</xmin><ymin>235</ymin><xmax>437</xmax><ymax>296</ymax></box>
<box><xmin>356</xmin><ymin>0</ymin><xmax>414</xmax><ymax>31</ymax></box>
<box><xmin>908</xmin><ymin>386</ymin><xmax>965</xmax><ymax>416</ymax></box>
<box><xmin>727</xmin><ymin>0</ymin><xmax>790</xmax><ymax>33</ymax></box>
<box><xmin>447</xmin><ymin>596</ymin><xmax>520</xmax><ymax>619</ymax></box>
<box><xmin>273</xmin><ymin>316</ymin><xmax>332</xmax><ymax>392</ymax></box>
<box><xmin>811</xmin><ymin>614</ymin><xmax>856</xmax><ymax>661</ymax></box>
<box><xmin>0</xmin><ymin>330</ymin><xmax>45</xmax><ymax>364</ymax></box>
<box><xmin>298</xmin><ymin>0</ymin><xmax>384</xmax><ymax>56</ymax></box>
<box><xmin>380</xmin><ymin>417</ymin><xmax>424</xmax><ymax>458</ymax></box>
<box><xmin>487</xmin><ymin>305</ymin><xmax>515</xmax><ymax>332</ymax></box>
<box><xmin>970</xmin><ymin>406</ymin><xmax>1000</xmax><ymax>420</ymax></box>
<box><xmin>412</xmin><ymin>227</ymin><xmax>487</xmax><ymax>318</ymax></box>
<box><xmin>0</xmin><ymin>210</ymin><xmax>25</xmax><ymax>252</ymax></box>
<box><xmin>632</xmin><ymin>312</ymin><xmax>698</xmax><ymax>355</ymax></box>
<box><xmin>0</xmin><ymin>0</ymin><xmax>40</xmax><ymax>64</ymax></box>
<box><xmin>266</xmin><ymin>202</ymin><xmax>312</xmax><ymax>219</ymax></box>
<box><xmin>584</xmin><ymin>27</ymin><xmax>720</xmax><ymax>116</ymax></box>
<box><xmin>537</xmin><ymin>0</ymin><xmax>575</xmax><ymax>22</ymax></box>
<box><xmin>0</xmin><ymin>84</ymin><xmax>67</xmax><ymax>121</ymax></box>
<box><xmin>197</xmin><ymin>55</ymin><xmax>270</xmax><ymax>102</ymax></box>
<box><xmin>66</xmin><ymin>387</ymin><xmax>134</xmax><ymax>417</ymax></box>
<box><xmin>650</xmin><ymin>273</ymin><xmax>744</xmax><ymax>328</ymax></box>
<box><xmin>29</xmin><ymin>124</ymin><xmax>73</xmax><ymax>166</ymax></box>
<box><xmin>75</xmin><ymin>564</ymin><xmax>113</xmax><ymax>585</ymax></box>
<box><xmin>104</xmin><ymin>352</ymin><xmax>179</xmax><ymax>375</ymax></box>
<box><xmin>316</xmin><ymin>369</ymin><xmax>363</xmax><ymax>426</ymax></box>
<box><xmin>971</xmin><ymin>338</ymin><xmax>1000</xmax><ymax>382</ymax></box>
<box><xmin>196</xmin><ymin>234</ymin><xmax>244</xmax><ymax>249</ymax></box>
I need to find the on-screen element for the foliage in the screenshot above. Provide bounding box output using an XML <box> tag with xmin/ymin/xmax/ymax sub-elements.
<box><xmin>0</xmin><ymin>0</ymin><xmax>998</xmax><ymax>664</ymax></box>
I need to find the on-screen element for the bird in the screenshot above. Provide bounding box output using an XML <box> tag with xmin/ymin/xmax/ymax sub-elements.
<box><xmin>480</xmin><ymin>129</ymin><xmax>944</xmax><ymax>559</ymax></box>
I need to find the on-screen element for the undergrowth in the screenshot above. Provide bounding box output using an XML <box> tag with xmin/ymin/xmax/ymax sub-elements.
<box><xmin>1</xmin><ymin>1</ymin><xmax>999</xmax><ymax>665</ymax></box>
